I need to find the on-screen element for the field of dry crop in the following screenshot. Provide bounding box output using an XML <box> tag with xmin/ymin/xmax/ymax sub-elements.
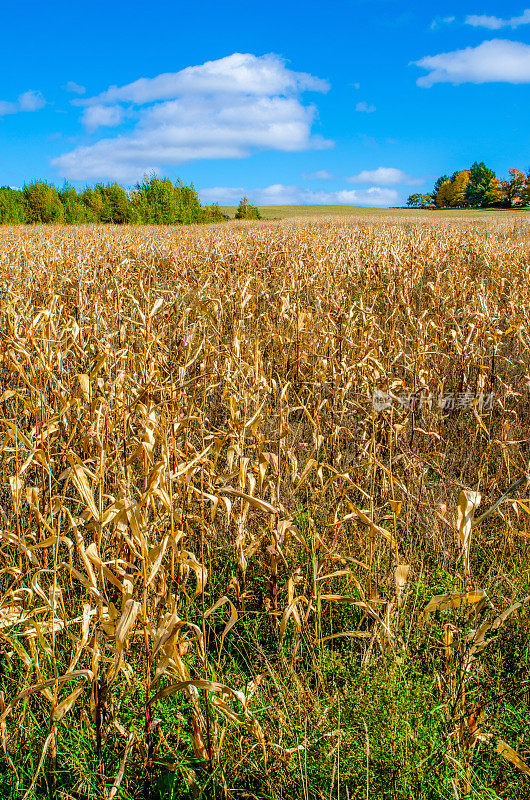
<box><xmin>1</xmin><ymin>217</ymin><xmax>530</xmax><ymax>799</ymax></box>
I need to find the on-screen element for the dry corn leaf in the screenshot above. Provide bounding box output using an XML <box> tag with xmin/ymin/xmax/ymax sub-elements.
<box><xmin>115</xmin><ymin>599</ymin><xmax>141</xmax><ymax>653</ymax></box>
<box><xmin>52</xmin><ymin>685</ymin><xmax>86</xmax><ymax>721</ymax></box>
<box><xmin>456</xmin><ymin>489</ymin><xmax>481</xmax><ymax>576</ymax></box>
<box><xmin>204</xmin><ymin>596</ymin><xmax>238</xmax><ymax>660</ymax></box>
<box><xmin>345</xmin><ymin>503</ymin><xmax>398</xmax><ymax>547</ymax></box>
<box><xmin>495</xmin><ymin>739</ymin><xmax>530</xmax><ymax>776</ymax></box>
<box><xmin>217</xmin><ymin>487</ymin><xmax>278</xmax><ymax>515</ymax></box>
<box><xmin>0</xmin><ymin>670</ymin><xmax>93</xmax><ymax>723</ymax></box>
<box><xmin>8</xmin><ymin>476</ymin><xmax>23</xmax><ymax>516</ymax></box>
<box><xmin>67</xmin><ymin>454</ymin><xmax>100</xmax><ymax>522</ymax></box>
<box><xmin>394</xmin><ymin>564</ymin><xmax>410</xmax><ymax>606</ymax></box>
<box><xmin>76</xmin><ymin>373</ymin><xmax>90</xmax><ymax>402</ymax></box>
<box><xmin>180</xmin><ymin>550</ymin><xmax>208</xmax><ymax>596</ymax></box>
<box><xmin>421</xmin><ymin>591</ymin><xmax>488</xmax><ymax>619</ymax></box>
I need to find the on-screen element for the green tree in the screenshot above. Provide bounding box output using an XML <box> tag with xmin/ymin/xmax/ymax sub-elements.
<box><xmin>0</xmin><ymin>175</ymin><xmax>226</xmax><ymax>226</ymax></box>
<box><xmin>133</xmin><ymin>174</ymin><xmax>175</xmax><ymax>223</ymax></box>
<box><xmin>203</xmin><ymin>203</ymin><xmax>226</xmax><ymax>222</ymax></box>
<box><xmin>0</xmin><ymin>187</ymin><xmax>26</xmax><ymax>223</ymax></box>
<box><xmin>93</xmin><ymin>184</ymin><xmax>132</xmax><ymax>224</ymax></box>
<box><xmin>131</xmin><ymin>174</ymin><xmax>216</xmax><ymax>225</ymax></box>
<box><xmin>406</xmin><ymin>193</ymin><xmax>434</xmax><ymax>208</ymax></box>
<box><xmin>464</xmin><ymin>161</ymin><xmax>495</xmax><ymax>208</ymax></box>
<box><xmin>81</xmin><ymin>187</ymin><xmax>104</xmax><ymax>221</ymax></box>
<box><xmin>235</xmin><ymin>197</ymin><xmax>261</xmax><ymax>220</ymax></box>
<box><xmin>433</xmin><ymin>175</ymin><xmax>449</xmax><ymax>196</ymax></box>
<box><xmin>23</xmin><ymin>182</ymin><xmax>64</xmax><ymax>223</ymax></box>
<box><xmin>60</xmin><ymin>184</ymin><xmax>90</xmax><ymax>223</ymax></box>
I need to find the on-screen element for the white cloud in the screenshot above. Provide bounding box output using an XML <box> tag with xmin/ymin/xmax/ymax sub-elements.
<box><xmin>82</xmin><ymin>104</ymin><xmax>124</xmax><ymax>132</ymax></box>
<box><xmin>430</xmin><ymin>16</ymin><xmax>456</xmax><ymax>30</ymax></box>
<box><xmin>18</xmin><ymin>90</ymin><xmax>46</xmax><ymax>112</ymax></box>
<box><xmin>348</xmin><ymin>167</ymin><xmax>423</xmax><ymax>186</ymax></box>
<box><xmin>465</xmin><ymin>9</ymin><xmax>530</xmax><ymax>29</ymax></box>
<box><xmin>413</xmin><ymin>39</ymin><xmax>530</xmax><ymax>86</ymax></box>
<box><xmin>64</xmin><ymin>81</ymin><xmax>86</xmax><ymax>95</ymax></box>
<box><xmin>0</xmin><ymin>102</ymin><xmax>18</xmax><ymax>116</ymax></box>
<box><xmin>302</xmin><ymin>169</ymin><xmax>334</xmax><ymax>180</ymax></box>
<box><xmin>466</xmin><ymin>14</ymin><xmax>507</xmax><ymax>29</ymax></box>
<box><xmin>200</xmin><ymin>184</ymin><xmax>400</xmax><ymax>207</ymax></box>
<box><xmin>0</xmin><ymin>90</ymin><xmax>45</xmax><ymax>117</ymax></box>
<box><xmin>53</xmin><ymin>53</ymin><xmax>332</xmax><ymax>182</ymax></box>
<box><xmin>79</xmin><ymin>52</ymin><xmax>329</xmax><ymax>106</ymax></box>
<box><xmin>356</xmin><ymin>101</ymin><xmax>376</xmax><ymax>113</ymax></box>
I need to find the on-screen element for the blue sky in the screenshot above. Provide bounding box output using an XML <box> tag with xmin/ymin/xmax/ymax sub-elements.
<box><xmin>1</xmin><ymin>0</ymin><xmax>529</xmax><ymax>206</ymax></box>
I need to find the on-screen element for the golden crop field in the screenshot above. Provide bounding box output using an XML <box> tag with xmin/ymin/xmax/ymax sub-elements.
<box><xmin>1</xmin><ymin>217</ymin><xmax>530</xmax><ymax>799</ymax></box>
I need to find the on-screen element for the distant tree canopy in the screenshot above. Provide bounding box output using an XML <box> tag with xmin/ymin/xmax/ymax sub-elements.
<box><xmin>407</xmin><ymin>162</ymin><xmax>530</xmax><ymax>210</ymax></box>
<box><xmin>0</xmin><ymin>174</ymin><xmax>228</xmax><ymax>225</ymax></box>
<box><xmin>405</xmin><ymin>193</ymin><xmax>435</xmax><ymax>209</ymax></box>
<box><xmin>235</xmin><ymin>197</ymin><xmax>261</xmax><ymax>220</ymax></box>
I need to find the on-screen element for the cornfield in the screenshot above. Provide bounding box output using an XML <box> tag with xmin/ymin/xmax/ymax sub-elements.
<box><xmin>1</xmin><ymin>217</ymin><xmax>530</xmax><ymax>799</ymax></box>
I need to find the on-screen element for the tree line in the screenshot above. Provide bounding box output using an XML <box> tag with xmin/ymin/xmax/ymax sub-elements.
<box><xmin>406</xmin><ymin>162</ymin><xmax>530</xmax><ymax>210</ymax></box>
<box><xmin>0</xmin><ymin>175</ymin><xmax>228</xmax><ymax>224</ymax></box>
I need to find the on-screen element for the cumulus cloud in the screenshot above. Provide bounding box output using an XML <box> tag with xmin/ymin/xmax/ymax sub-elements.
<box><xmin>80</xmin><ymin>52</ymin><xmax>329</xmax><ymax>105</ymax></box>
<box><xmin>200</xmin><ymin>183</ymin><xmax>399</xmax><ymax>207</ymax></box>
<box><xmin>348</xmin><ymin>167</ymin><xmax>423</xmax><ymax>186</ymax></box>
<box><xmin>302</xmin><ymin>169</ymin><xmax>334</xmax><ymax>180</ymax></box>
<box><xmin>82</xmin><ymin>104</ymin><xmax>124</xmax><ymax>132</ymax></box>
<box><xmin>0</xmin><ymin>90</ymin><xmax>45</xmax><ymax>117</ymax></box>
<box><xmin>356</xmin><ymin>101</ymin><xmax>376</xmax><ymax>113</ymax></box>
<box><xmin>465</xmin><ymin>9</ymin><xmax>530</xmax><ymax>29</ymax></box>
<box><xmin>53</xmin><ymin>53</ymin><xmax>331</xmax><ymax>182</ymax></box>
<box><xmin>18</xmin><ymin>91</ymin><xmax>46</xmax><ymax>112</ymax></box>
<box><xmin>413</xmin><ymin>39</ymin><xmax>530</xmax><ymax>86</ymax></box>
<box><xmin>64</xmin><ymin>81</ymin><xmax>86</xmax><ymax>95</ymax></box>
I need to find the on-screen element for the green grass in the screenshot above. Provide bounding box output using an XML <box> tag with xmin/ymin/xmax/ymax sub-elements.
<box><xmin>2</xmin><ymin>546</ymin><xmax>529</xmax><ymax>800</ymax></box>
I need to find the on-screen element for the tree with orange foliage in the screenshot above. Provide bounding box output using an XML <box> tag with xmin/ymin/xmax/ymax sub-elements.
<box><xmin>418</xmin><ymin>164</ymin><xmax>530</xmax><ymax>210</ymax></box>
<box><xmin>521</xmin><ymin>171</ymin><xmax>530</xmax><ymax>207</ymax></box>
<box><xmin>503</xmin><ymin>168</ymin><xmax>526</xmax><ymax>206</ymax></box>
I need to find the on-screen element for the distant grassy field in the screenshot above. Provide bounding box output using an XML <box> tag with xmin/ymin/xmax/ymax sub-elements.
<box><xmin>220</xmin><ymin>204</ymin><xmax>388</xmax><ymax>219</ymax></box>
<box><xmin>221</xmin><ymin>204</ymin><xmax>530</xmax><ymax>220</ymax></box>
